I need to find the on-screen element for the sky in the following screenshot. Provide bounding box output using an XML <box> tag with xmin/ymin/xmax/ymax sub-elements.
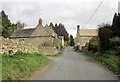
<box><xmin>0</xmin><ymin>0</ymin><xmax>119</xmax><ymax>37</ymax></box>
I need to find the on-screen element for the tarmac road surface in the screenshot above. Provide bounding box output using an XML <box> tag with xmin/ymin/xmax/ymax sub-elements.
<box><xmin>33</xmin><ymin>47</ymin><xmax>118</xmax><ymax>80</ymax></box>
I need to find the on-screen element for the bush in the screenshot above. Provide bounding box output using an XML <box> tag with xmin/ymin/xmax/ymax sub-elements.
<box><xmin>110</xmin><ymin>37</ymin><xmax>120</xmax><ymax>55</ymax></box>
<box><xmin>88</xmin><ymin>37</ymin><xmax>99</xmax><ymax>52</ymax></box>
<box><xmin>98</xmin><ymin>27</ymin><xmax>112</xmax><ymax>52</ymax></box>
<box><xmin>14</xmin><ymin>51</ymin><xmax>24</xmax><ymax>55</ymax></box>
<box><xmin>8</xmin><ymin>50</ymin><xmax>13</xmax><ymax>57</ymax></box>
<box><xmin>110</xmin><ymin>37</ymin><xmax>120</xmax><ymax>47</ymax></box>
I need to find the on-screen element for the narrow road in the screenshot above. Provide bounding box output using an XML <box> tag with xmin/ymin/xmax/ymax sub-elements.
<box><xmin>33</xmin><ymin>47</ymin><xmax>118</xmax><ymax>80</ymax></box>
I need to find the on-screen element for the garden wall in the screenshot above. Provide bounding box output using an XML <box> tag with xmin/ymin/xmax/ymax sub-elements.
<box><xmin>1</xmin><ymin>37</ymin><xmax>59</xmax><ymax>55</ymax></box>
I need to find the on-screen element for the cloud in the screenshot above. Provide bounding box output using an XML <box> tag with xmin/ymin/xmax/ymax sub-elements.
<box><xmin>1</xmin><ymin>0</ymin><xmax>119</xmax><ymax>37</ymax></box>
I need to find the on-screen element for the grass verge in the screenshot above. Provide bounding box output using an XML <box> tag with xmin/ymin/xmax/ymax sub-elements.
<box><xmin>2</xmin><ymin>51</ymin><xmax>49</xmax><ymax>80</ymax></box>
<box><xmin>83</xmin><ymin>51</ymin><xmax>119</xmax><ymax>76</ymax></box>
<box><xmin>46</xmin><ymin>51</ymin><xmax>62</xmax><ymax>57</ymax></box>
<box><xmin>0</xmin><ymin>55</ymin><xmax>2</xmax><ymax>81</ymax></box>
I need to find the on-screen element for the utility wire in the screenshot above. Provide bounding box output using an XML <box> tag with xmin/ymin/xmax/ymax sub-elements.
<box><xmin>84</xmin><ymin>0</ymin><xmax>104</xmax><ymax>28</ymax></box>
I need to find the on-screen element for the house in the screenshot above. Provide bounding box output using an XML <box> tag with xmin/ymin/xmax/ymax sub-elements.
<box><xmin>11</xmin><ymin>18</ymin><xmax>61</xmax><ymax>47</ymax></box>
<box><xmin>74</xmin><ymin>25</ymin><xmax>98</xmax><ymax>50</ymax></box>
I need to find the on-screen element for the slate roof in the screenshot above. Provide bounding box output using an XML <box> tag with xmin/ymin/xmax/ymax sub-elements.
<box><xmin>11</xmin><ymin>25</ymin><xmax>56</xmax><ymax>38</ymax></box>
<box><xmin>11</xmin><ymin>28</ymin><xmax>35</xmax><ymax>38</ymax></box>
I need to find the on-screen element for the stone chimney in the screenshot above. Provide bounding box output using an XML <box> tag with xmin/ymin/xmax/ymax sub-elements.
<box><xmin>77</xmin><ymin>25</ymin><xmax>80</xmax><ymax>37</ymax></box>
<box><xmin>76</xmin><ymin>25</ymin><xmax>80</xmax><ymax>43</ymax></box>
<box><xmin>16</xmin><ymin>21</ymin><xmax>22</xmax><ymax>30</ymax></box>
<box><xmin>38</xmin><ymin>18</ymin><xmax>42</xmax><ymax>25</ymax></box>
<box><xmin>77</xmin><ymin>25</ymin><xmax>80</xmax><ymax>30</ymax></box>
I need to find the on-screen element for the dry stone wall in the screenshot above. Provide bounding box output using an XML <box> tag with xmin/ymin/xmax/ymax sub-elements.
<box><xmin>1</xmin><ymin>37</ymin><xmax>38</xmax><ymax>54</ymax></box>
<box><xmin>1</xmin><ymin>37</ymin><xmax>59</xmax><ymax>55</ymax></box>
<box><xmin>38</xmin><ymin>46</ymin><xmax>59</xmax><ymax>55</ymax></box>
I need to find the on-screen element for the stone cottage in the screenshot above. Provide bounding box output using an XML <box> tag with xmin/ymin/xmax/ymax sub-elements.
<box><xmin>74</xmin><ymin>25</ymin><xmax>98</xmax><ymax>50</ymax></box>
<box><xmin>11</xmin><ymin>18</ymin><xmax>61</xmax><ymax>47</ymax></box>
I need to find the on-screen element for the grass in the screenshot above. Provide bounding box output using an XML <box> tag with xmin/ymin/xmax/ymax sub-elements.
<box><xmin>0</xmin><ymin>55</ymin><xmax>2</xmax><ymax>81</ymax></box>
<box><xmin>83</xmin><ymin>51</ymin><xmax>119</xmax><ymax>76</ymax></box>
<box><xmin>46</xmin><ymin>51</ymin><xmax>62</xmax><ymax>57</ymax></box>
<box><xmin>2</xmin><ymin>51</ymin><xmax>49</xmax><ymax>80</ymax></box>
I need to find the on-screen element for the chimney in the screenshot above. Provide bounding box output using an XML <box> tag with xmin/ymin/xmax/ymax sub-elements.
<box><xmin>38</xmin><ymin>18</ymin><xmax>42</xmax><ymax>25</ymax></box>
<box><xmin>77</xmin><ymin>25</ymin><xmax>80</xmax><ymax>30</ymax></box>
<box><xmin>16</xmin><ymin>21</ymin><xmax>22</xmax><ymax>30</ymax></box>
<box><xmin>76</xmin><ymin>25</ymin><xmax>80</xmax><ymax>38</ymax></box>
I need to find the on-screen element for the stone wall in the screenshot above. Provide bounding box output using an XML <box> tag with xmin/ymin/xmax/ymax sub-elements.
<box><xmin>12</xmin><ymin>37</ymin><xmax>52</xmax><ymax>46</ymax></box>
<box><xmin>12</xmin><ymin>36</ymin><xmax>61</xmax><ymax>47</ymax></box>
<box><xmin>1</xmin><ymin>37</ymin><xmax>60</xmax><ymax>55</ymax></box>
<box><xmin>38</xmin><ymin>46</ymin><xmax>59</xmax><ymax>55</ymax></box>
<box><xmin>53</xmin><ymin>38</ymin><xmax>61</xmax><ymax>46</ymax></box>
<box><xmin>1</xmin><ymin>37</ymin><xmax>38</xmax><ymax>54</ymax></box>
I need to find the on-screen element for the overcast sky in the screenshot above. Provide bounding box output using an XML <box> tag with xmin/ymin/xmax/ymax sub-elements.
<box><xmin>0</xmin><ymin>0</ymin><xmax>119</xmax><ymax>37</ymax></box>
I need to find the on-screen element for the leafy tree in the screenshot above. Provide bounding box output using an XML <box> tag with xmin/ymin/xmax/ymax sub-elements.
<box><xmin>49</xmin><ymin>22</ymin><xmax>69</xmax><ymax>41</ymax></box>
<box><xmin>70</xmin><ymin>35</ymin><xmax>75</xmax><ymax>46</ymax></box>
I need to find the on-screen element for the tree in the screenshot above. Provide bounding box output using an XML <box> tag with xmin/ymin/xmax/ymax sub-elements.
<box><xmin>1</xmin><ymin>10</ymin><xmax>16</xmax><ymax>38</ymax></box>
<box><xmin>49</xmin><ymin>22</ymin><xmax>54</xmax><ymax>29</ymax></box>
<box><xmin>49</xmin><ymin>22</ymin><xmax>69</xmax><ymax>41</ymax></box>
<box><xmin>57</xmin><ymin>23</ymin><xmax>69</xmax><ymax>41</ymax></box>
<box><xmin>111</xmin><ymin>13</ymin><xmax>120</xmax><ymax>37</ymax></box>
<box><xmin>0</xmin><ymin>12</ymin><xmax>2</xmax><ymax>33</ymax></box>
<box><xmin>54</xmin><ymin>23</ymin><xmax>58</xmax><ymax>34</ymax></box>
<box><xmin>98</xmin><ymin>23</ymin><xmax>112</xmax><ymax>52</ymax></box>
<box><xmin>70</xmin><ymin>35</ymin><xmax>75</xmax><ymax>46</ymax></box>
<box><xmin>2</xmin><ymin>10</ymin><xmax>11</xmax><ymax>28</ymax></box>
<box><xmin>112</xmin><ymin>13</ymin><xmax>117</xmax><ymax>29</ymax></box>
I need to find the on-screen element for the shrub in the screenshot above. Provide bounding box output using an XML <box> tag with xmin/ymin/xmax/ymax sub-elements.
<box><xmin>14</xmin><ymin>51</ymin><xmax>24</xmax><ymax>55</ymax></box>
<box><xmin>110</xmin><ymin>37</ymin><xmax>120</xmax><ymax>55</ymax></box>
<box><xmin>56</xmin><ymin>45</ymin><xmax>60</xmax><ymax>50</ymax></box>
<box><xmin>88</xmin><ymin>37</ymin><xmax>99</xmax><ymax>52</ymax></box>
<box><xmin>8</xmin><ymin>50</ymin><xmax>13</xmax><ymax>56</ymax></box>
<box><xmin>98</xmin><ymin>27</ymin><xmax>112</xmax><ymax>52</ymax></box>
<box><xmin>110</xmin><ymin>37</ymin><xmax>120</xmax><ymax>46</ymax></box>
